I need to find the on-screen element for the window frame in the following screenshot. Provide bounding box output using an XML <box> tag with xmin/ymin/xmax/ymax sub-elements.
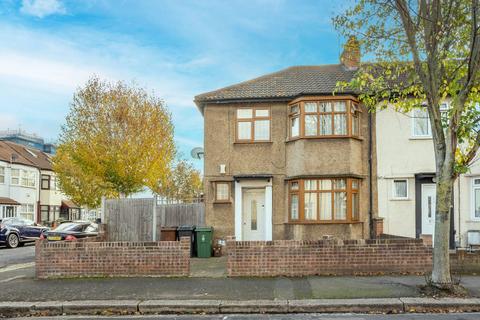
<box><xmin>472</xmin><ymin>178</ymin><xmax>480</xmax><ymax>221</ymax></box>
<box><xmin>392</xmin><ymin>179</ymin><xmax>409</xmax><ymax>200</ymax></box>
<box><xmin>41</xmin><ymin>174</ymin><xmax>51</xmax><ymax>190</ymax></box>
<box><xmin>11</xmin><ymin>168</ymin><xmax>20</xmax><ymax>185</ymax></box>
<box><xmin>288</xmin><ymin>178</ymin><xmax>360</xmax><ymax>224</ymax></box>
<box><xmin>214</xmin><ymin>181</ymin><xmax>231</xmax><ymax>203</ymax></box>
<box><xmin>235</xmin><ymin>106</ymin><xmax>272</xmax><ymax>143</ymax></box>
<box><xmin>287</xmin><ymin>97</ymin><xmax>361</xmax><ymax>140</ymax></box>
<box><xmin>0</xmin><ymin>166</ymin><xmax>4</xmax><ymax>184</ymax></box>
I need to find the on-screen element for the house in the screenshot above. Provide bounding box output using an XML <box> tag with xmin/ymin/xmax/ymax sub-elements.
<box><xmin>376</xmin><ymin>105</ymin><xmax>480</xmax><ymax>247</ymax></box>
<box><xmin>0</xmin><ymin>140</ymin><xmax>77</xmax><ymax>224</ymax></box>
<box><xmin>195</xmin><ymin>39</ymin><xmax>480</xmax><ymax>246</ymax></box>
<box><xmin>195</xmin><ymin>42</ymin><xmax>378</xmax><ymax>241</ymax></box>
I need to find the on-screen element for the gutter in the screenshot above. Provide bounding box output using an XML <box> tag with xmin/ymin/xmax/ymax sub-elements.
<box><xmin>368</xmin><ymin>111</ymin><xmax>374</xmax><ymax>239</ymax></box>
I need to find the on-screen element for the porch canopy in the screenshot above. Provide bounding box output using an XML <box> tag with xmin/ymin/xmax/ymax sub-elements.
<box><xmin>61</xmin><ymin>200</ymin><xmax>79</xmax><ymax>209</ymax></box>
<box><xmin>0</xmin><ymin>197</ymin><xmax>20</xmax><ymax>206</ymax></box>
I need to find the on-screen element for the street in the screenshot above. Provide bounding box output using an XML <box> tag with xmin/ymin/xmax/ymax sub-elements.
<box><xmin>10</xmin><ymin>314</ymin><xmax>480</xmax><ymax>319</ymax></box>
<box><xmin>0</xmin><ymin>242</ymin><xmax>35</xmax><ymax>268</ymax></box>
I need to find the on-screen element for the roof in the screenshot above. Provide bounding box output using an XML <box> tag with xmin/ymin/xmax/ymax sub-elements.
<box><xmin>0</xmin><ymin>197</ymin><xmax>20</xmax><ymax>205</ymax></box>
<box><xmin>62</xmin><ymin>200</ymin><xmax>79</xmax><ymax>208</ymax></box>
<box><xmin>194</xmin><ymin>64</ymin><xmax>357</xmax><ymax>109</ymax></box>
<box><xmin>0</xmin><ymin>140</ymin><xmax>52</xmax><ymax>170</ymax></box>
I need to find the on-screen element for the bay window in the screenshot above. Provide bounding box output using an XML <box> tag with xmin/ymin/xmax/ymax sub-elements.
<box><xmin>289</xmin><ymin>178</ymin><xmax>360</xmax><ymax>223</ymax></box>
<box><xmin>236</xmin><ymin>107</ymin><xmax>271</xmax><ymax>142</ymax></box>
<box><xmin>288</xmin><ymin>98</ymin><xmax>360</xmax><ymax>139</ymax></box>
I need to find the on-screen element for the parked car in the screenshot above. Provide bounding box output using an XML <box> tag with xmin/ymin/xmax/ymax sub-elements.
<box><xmin>41</xmin><ymin>221</ymin><xmax>98</xmax><ymax>241</ymax></box>
<box><xmin>0</xmin><ymin>217</ymin><xmax>49</xmax><ymax>248</ymax></box>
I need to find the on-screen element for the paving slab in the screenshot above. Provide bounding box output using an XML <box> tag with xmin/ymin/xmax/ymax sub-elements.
<box><xmin>138</xmin><ymin>300</ymin><xmax>221</xmax><ymax>314</ymax></box>
<box><xmin>220</xmin><ymin>300</ymin><xmax>288</xmax><ymax>313</ymax></box>
<box><xmin>287</xmin><ymin>298</ymin><xmax>404</xmax><ymax>313</ymax></box>
<box><xmin>62</xmin><ymin>300</ymin><xmax>139</xmax><ymax>315</ymax></box>
<box><xmin>401</xmin><ymin>297</ymin><xmax>480</xmax><ymax>313</ymax></box>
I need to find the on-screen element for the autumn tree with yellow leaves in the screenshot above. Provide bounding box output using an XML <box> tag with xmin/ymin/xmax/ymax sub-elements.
<box><xmin>53</xmin><ymin>77</ymin><xmax>176</xmax><ymax>208</ymax></box>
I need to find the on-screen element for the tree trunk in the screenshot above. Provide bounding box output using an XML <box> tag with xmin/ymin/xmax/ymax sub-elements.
<box><xmin>431</xmin><ymin>172</ymin><xmax>454</xmax><ymax>287</ymax></box>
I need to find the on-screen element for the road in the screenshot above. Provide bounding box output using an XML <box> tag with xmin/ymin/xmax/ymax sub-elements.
<box><xmin>10</xmin><ymin>314</ymin><xmax>480</xmax><ymax>319</ymax></box>
<box><xmin>0</xmin><ymin>242</ymin><xmax>35</xmax><ymax>268</ymax></box>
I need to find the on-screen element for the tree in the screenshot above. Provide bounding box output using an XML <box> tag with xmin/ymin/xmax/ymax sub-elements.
<box><xmin>53</xmin><ymin>77</ymin><xmax>176</xmax><ymax>207</ymax></box>
<box><xmin>334</xmin><ymin>0</ymin><xmax>480</xmax><ymax>287</ymax></box>
<box><xmin>154</xmin><ymin>159</ymin><xmax>203</xmax><ymax>202</ymax></box>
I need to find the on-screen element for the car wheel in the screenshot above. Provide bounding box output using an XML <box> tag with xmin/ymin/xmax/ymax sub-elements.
<box><xmin>6</xmin><ymin>234</ymin><xmax>19</xmax><ymax>248</ymax></box>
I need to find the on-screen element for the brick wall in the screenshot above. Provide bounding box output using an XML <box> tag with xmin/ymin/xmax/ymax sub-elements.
<box><xmin>36</xmin><ymin>237</ymin><xmax>190</xmax><ymax>279</ymax></box>
<box><xmin>451</xmin><ymin>250</ymin><xmax>480</xmax><ymax>274</ymax></box>
<box><xmin>226</xmin><ymin>237</ymin><xmax>432</xmax><ymax>277</ymax></box>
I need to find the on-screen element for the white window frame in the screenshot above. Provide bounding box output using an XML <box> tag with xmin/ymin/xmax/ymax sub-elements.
<box><xmin>11</xmin><ymin>168</ymin><xmax>20</xmax><ymax>185</ymax></box>
<box><xmin>0</xmin><ymin>166</ymin><xmax>4</xmax><ymax>184</ymax></box>
<box><xmin>411</xmin><ymin>103</ymin><xmax>449</xmax><ymax>138</ymax></box>
<box><xmin>472</xmin><ymin>177</ymin><xmax>480</xmax><ymax>221</ymax></box>
<box><xmin>411</xmin><ymin>107</ymin><xmax>431</xmax><ymax>138</ymax></box>
<box><xmin>392</xmin><ymin>179</ymin><xmax>409</xmax><ymax>200</ymax></box>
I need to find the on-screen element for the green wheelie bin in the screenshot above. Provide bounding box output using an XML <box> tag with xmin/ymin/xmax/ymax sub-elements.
<box><xmin>195</xmin><ymin>226</ymin><xmax>213</xmax><ymax>258</ymax></box>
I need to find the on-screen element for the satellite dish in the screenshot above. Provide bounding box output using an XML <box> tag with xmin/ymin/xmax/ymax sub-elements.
<box><xmin>190</xmin><ymin>147</ymin><xmax>204</xmax><ymax>159</ymax></box>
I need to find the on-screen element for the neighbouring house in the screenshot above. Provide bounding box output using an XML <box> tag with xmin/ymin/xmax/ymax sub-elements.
<box><xmin>0</xmin><ymin>140</ymin><xmax>77</xmax><ymax>224</ymax></box>
<box><xmin>195</xmin><ymin>42</ymin><xmax>377</xmax><ymax>241</ymax></box>
<box><xmin>376</xmin><ymin>104</ymin><xmax>480</xmax><ymax>247</ymax></box>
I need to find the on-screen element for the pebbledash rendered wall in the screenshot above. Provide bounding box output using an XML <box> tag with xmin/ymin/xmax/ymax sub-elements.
<box><xmin>226</xmin><ymin>237</ymin><xmax>433</xmax><ymax>277</ymax></box>
<box><xmin>36</xmin><ymin>237</ymin><xmax>191</xmax><ymax>279</ymax></box>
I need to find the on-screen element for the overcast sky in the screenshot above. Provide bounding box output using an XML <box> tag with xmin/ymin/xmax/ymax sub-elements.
<box><xmin>0</xmin><ymin>0</ymin><xmax>351</xmax><ymax>169</ymax></box>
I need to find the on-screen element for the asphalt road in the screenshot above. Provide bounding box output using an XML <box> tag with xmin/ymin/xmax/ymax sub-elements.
<box><xmin>11</xmin><ymin>314</ymin><xmax>480</xmax><ymax>319</ymax></box>
<box><xmin>0</xmin><ymin>242</ymin><xmax>35</xmax><ymax>268</ymax></box>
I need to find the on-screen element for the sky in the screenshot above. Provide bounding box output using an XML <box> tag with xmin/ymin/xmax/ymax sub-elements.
<box><xmin>0</xmin><ymin>0</ymin><xmax>352</xmax><ymax>170</ymax></box>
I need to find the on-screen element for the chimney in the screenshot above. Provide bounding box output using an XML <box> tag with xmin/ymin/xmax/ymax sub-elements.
<box><xmin>340</xmin><ymin>36</ymin><xmax>360</xmax><ymax>70</ymax></box>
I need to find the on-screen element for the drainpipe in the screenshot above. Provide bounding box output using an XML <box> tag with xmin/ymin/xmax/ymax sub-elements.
<box><xmin>368</xmin><ymin>112</ymin><xmax>374</xmax><ymax>239</ymax></box>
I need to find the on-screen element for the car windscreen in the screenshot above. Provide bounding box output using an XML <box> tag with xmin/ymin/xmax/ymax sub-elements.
<box><xmin>53</xmin><ymin>223</ymin><xmax>85</xmax><ymax>232</ymax></box>
<box><xmin>84</xmin><ymin>224</ymin><xmax>98</xmax><ymax>233</ymax></box>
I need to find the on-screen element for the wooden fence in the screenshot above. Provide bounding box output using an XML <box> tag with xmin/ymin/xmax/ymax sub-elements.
<box><xmin>104</xmin><ymin>198</ymin><xmax>205</xmax><ymax>242</ymax></box>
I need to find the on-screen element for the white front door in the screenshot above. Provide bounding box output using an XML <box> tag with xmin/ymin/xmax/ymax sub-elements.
<box><xmin>421</xmin><ymin>184</ymin><xmax>436</xmax><ymax>236</ymax></box>
<box><xmin>242</xmin><ymin>188</ymin><xmax>265</xmax><ymax>241</ymax></box>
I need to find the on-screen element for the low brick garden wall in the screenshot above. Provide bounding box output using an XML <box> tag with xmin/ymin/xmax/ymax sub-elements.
<box><xmin>451</xmin><ymin>250</ymin><xmax>480</xmax><ymax>274</ymax></box>
<box><xmin>226</xmin><ymin>237</ymin><xmax>433</xmax><ymax>277</ymax></box>
<box><xmin>36</xmin><ymin>237</ymin><xmax>191</xmax><ymax>279</ymax></box>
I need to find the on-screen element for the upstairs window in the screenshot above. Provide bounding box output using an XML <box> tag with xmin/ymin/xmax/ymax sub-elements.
<box><xmin>0</xmin><ymin>166</ymin><xmax>4</xmax><ymax>184</ymax></box>
<box><xmin>412</xmin><ymin>107</ymin><xmax>431</xmax><ymax>137</ymax></box>
<box><xmin>41</xmin><ymin>174</ymin><xmax>51</xmax><ymax>190</ymax></box>
<box><xmin>11</xmin><ymin>169</ymin><xmax>20</xmax><ymax>185</ymax></box>
<box><xmin>288</xmin><ymin>98</ymin><xmax>360</xmax><ymax>139</ymax></box>
<box><xmin>236</xmin><ymin>107</ymin><xmax>271</xmax><ymax>142</ymax></box>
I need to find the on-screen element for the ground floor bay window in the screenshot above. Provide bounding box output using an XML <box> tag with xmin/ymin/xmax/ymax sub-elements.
<box><xmin>289</xmin><ymin>178</ymin><xmax>360</xmax><ymax>223</ymax></box>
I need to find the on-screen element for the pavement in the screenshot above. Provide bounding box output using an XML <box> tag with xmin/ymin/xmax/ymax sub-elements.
<box><xmin>2</xmin><ymin>246</ymin><xmax>480</xmax><ymax>317</ymax></box>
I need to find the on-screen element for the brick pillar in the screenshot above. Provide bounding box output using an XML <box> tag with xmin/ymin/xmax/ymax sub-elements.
<box><xmin>226</xmin><ymin>236</ymin><xmax>236</xmax><ymax>276</ymax></box>
<box><xmin>372</xmin><ymin>218</ymin><xmax>384</xmax><ymax>238</ymax></box>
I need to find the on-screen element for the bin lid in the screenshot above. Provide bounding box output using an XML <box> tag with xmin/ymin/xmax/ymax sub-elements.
<box><xmin>195</xmin><ymin>226</ymin><xmax>213</xmax><ymax>232</ymax></box>
<box><xmin>177</xmin><ymin>225</ymin><xmax>196</xmax><ymax>231</ymax></box>
<box><xmin>161</xmin><ymin>227</ymin><xmax>177</xmax><ymax>231</ymax></box>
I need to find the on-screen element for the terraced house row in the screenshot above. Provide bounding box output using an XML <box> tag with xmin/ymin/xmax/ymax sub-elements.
<box><xmin>0</xmin><ymin>140</ymin><xmax>80</xmax><ymax>225</ymax></box>
<box><xmin>195</xmin><ymin>40</ymin><xmax>480</xmax><ymax>248</ymax></box>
